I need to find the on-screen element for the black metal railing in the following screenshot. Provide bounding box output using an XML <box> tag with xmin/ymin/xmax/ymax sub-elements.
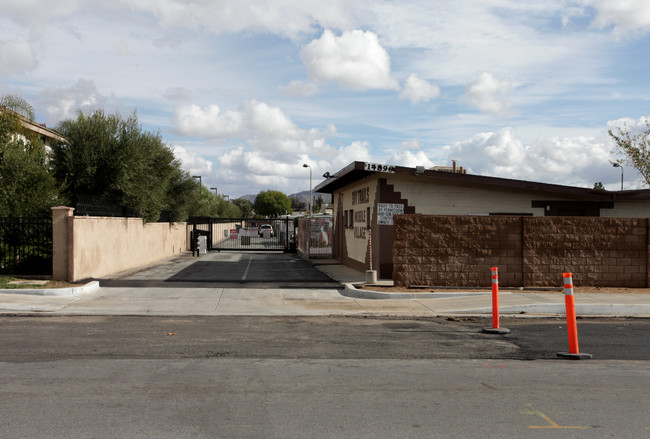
<box><xmin>74</xmin><ymin>194</ymin><xmax>138</xmax><ymax>217</ymax></box>
<box><xmin>188</xmin><ymin>217</ymin><xmax>295</xmax><ymax>253</ymax></box>
<box><xmin>0</xmin><ymin>217</ymin><xmax>52</xmax><ymax>275</ymax></box>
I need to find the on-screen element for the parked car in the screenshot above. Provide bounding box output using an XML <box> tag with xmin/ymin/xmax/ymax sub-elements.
<box><xmin>259</xmin><ymin>224</ymin><xmax>274</xmax><ymax>237</ymax></box>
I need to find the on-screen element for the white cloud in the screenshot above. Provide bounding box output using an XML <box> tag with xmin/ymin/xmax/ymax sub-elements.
<box><xmin>301</xmin><ymin>29</ymin><xmax>399</xmax><ymax>91</ymax></box>
<box><xmin>163</xmin><ymin>87</ymin><xmax>193</xmax><ymax>102</ymax></box>
<box><xmin>400</xmin><ymin>139</ymin><xmax>421</xmax><ymax>149</ymax></box>
<box><xmin>387</xmin><ymin>149</ymin><xmax>434</xmax><ymax>168</ymax></box>
<box><xmin>0</xmin><ymin>0</ymin><xmax>86</xmax><ymax>26</ymax></box>
<box><xmin>607</xmin><ymin>115</ymin><xmax>650</xmax><ymax>137</ymax></box>
<box><xmin>581</xmin><ymin>0</ymin><xmax>650</xmax><ymax>35</ymax></box>
<box><xmin>279</xmin><ymin>80</ymin><xmax>321</xmax><ymax>97</ymax></box>
<box><xmin>245</xmin><ymin>100</ymin><xmax>301</xmax><ymax>140</ymax></box>
<box><xmin>174</xmin><ymin>104</ymin><xmax>243</xmax><ymax>138</ymax></box>
<box><xmin>0</xmin><ymin>39</ymin><xmax>37</xmax><ymax>74</ymax></box>
<box><xmin>38</xmin><ymin>79</ymin><xmax>109</xmax><ymax>124</ymax></box>
<box><xmin>171</xmin><ymin>145</ymin><xmax>213</xmax><ymax>175</ymax></box>
<box><xmin>462</xmin><ymin>72</ymin><xmax>514</xmax><ymax>117</ymax></box>
<box><xmin>209</xmin><ymin>139</ymin><xmax>372</xmax><ymax>194</ymax></box>
<box><xmin>399</xmin><ymin>74</ymin><xmax>440</xmax><ymax>105</ymax></box>
<box><xmin>173</xmin><ymin>100</ymin><xmax>336</xmax><ymax>156</ymax></box>
<box><xmin>443</xmin><ymin>126</ymin><xmax>632</xmax><ymax>189</ymax></box>
<box><xmin>119</xmin><ymin>0</ymin><xmax>359</xmax><ymax>40</ymax></box>
<box><xmin>330</xmin><ymin>140</ymin><xmax>372</xmax><ymax>170</ymax></box>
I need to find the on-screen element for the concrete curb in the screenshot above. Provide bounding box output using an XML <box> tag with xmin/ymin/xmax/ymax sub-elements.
<box><xmin>341</xmin><ymin>283</ymin><xmax>492</xmax><ymax>300</ymax></box>
<box><xmin>0</xmin><ymin>281</ymin><xmax>100</xmax><ymax>297</ymax></box>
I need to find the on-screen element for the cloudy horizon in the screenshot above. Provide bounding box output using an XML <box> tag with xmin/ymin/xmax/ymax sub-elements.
<box><xmin>2</xmin><ymin>0</ymin><xmax>649</xmax><ymax>198</ymax></box>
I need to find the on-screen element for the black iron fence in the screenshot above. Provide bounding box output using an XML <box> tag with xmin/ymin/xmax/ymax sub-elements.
<box><xmin>188</xmin><ymin>217</ymin><xmax>295</xmax><ymax>253</ymax></box>
<box><xmin>74</xmin><ymin>194</ymin><xmax>138</xmax><ymax>217</ymax></box>
<box><xmin>0</xmin><ymin>217</ymin><xmax>52</xmax><ymax>275</ymax></box>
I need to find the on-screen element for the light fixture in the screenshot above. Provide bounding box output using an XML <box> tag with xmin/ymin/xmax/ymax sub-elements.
<box><xmin>303</xmin><ymin>164</ymin><xmax>313</xmax><ymax>215</ymax></box>
<box><xmin>612</xmin><ymin>163</ymin><xmax>623</xmax><ymax>191</ymax></box>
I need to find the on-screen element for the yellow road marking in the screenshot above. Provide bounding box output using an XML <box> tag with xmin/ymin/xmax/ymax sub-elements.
<box><xmin>520</xmin><ymin>403</ymin><xmax>590</xmax><ymax>429</ymax></box>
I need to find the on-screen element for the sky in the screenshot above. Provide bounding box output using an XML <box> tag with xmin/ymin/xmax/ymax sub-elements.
<box><xmin>2</xmin><ymin>0</ymin><xmax>650</xmax><ymax>198</ymax></box>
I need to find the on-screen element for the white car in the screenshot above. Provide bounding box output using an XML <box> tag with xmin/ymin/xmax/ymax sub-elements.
<box><xmin>258</xmin><ymin>224</ymin><xmax>274</xmax><ymax>237</ymax></box>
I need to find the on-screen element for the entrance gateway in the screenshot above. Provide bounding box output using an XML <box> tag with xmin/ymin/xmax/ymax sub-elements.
<box><xmin>188</xmin><ymin>217</ymin><xmax>295</xmax><ymax>253</ymax></box>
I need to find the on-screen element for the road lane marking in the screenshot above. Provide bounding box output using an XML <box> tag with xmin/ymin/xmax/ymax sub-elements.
<box><xmin>241</xmin><ymin>256</ymin><xmax>253</xmax><ymax>281</ymax></box>
<box><xmin>520</xmin><ymin>403</ymin><xmax>590</xmax><ymax>429</ymax></box>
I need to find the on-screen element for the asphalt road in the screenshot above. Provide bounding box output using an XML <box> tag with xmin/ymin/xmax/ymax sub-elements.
<box><xmin>1</xmin><ymin>316</ymin><xmax>649</xmax><ymax>362</ymax></box>
<box><xmin>1</xmin><ymin>316</ymin><xmax>649</xmax><ymax>438</ymax></box>
<box><xmin>99</xmin><ymin>252</ymin><xmax>342</xmax><ymax>289</ymax></box>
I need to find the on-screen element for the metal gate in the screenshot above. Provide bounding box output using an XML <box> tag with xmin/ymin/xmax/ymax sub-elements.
<box><xmin>0</xmin><ymin>217</ymin><xmax>52</xmax><ymax>275</ymax></box>
<box><xmin>188</xmin><ymin>217</ymin><xmax>295</xmax><ymax>253</ymax></box>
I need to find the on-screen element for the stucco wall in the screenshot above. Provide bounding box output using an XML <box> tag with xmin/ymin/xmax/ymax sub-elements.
<box><xmin>334</xmin><ymin>176</ymin><xmax>378</xmax><ymax>269</ymax></box>
<box><xmin>600</xmin><ymin>200</ymin><xmax>650</xmax><ymax>217</ymax></box>
<box><xmin>52</xmin><ymin>208</ymin><xmax>187</xmax><ymax>281</ymax></box>
<box><xmin>393</xmin><ymin>215</ymin><xmax>649</xmax><ymax>288</ymax></box>
<box><xmin>72</xmin><ymin>216</ymin><xmax>187</xmax><ymax>280</ymax></box>
<box><xmin>388</xmin><ymin>176</ymin><xmax>548</xmax><ymax>216</ymax></box>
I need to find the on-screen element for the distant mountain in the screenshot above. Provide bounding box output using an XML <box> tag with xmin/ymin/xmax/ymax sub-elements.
<box><xmin>236</xmin><ymin>191</ymin><xmax>332</xmax><ymax>205</ymax></box>
<box><xmin>237</xmin><ymin>194</ymin><xmax>257</xmax><ymax>202</ymax></box>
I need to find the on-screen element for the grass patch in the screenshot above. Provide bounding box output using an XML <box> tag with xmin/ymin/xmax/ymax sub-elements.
<box><xmin>0</xmin><ymin>276</ymin><xmax>81</xmax><ymax>289</ymax></box>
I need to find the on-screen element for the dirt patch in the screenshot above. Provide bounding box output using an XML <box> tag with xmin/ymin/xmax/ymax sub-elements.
<box><xmin>0</xmin><ymin>277</ymin><xmax>84</xmax><ymax>290</ymax></box>
<box><xmin>355</xmin><ymin>285</ymin><xmax>650</xmax><ymax>295</ymax></box>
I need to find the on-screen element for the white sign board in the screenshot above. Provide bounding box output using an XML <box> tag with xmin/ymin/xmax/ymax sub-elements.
<box><xmin>377</xmin><ymin>203</ymin><xmax>404</xmax><ymax>225</ymax></box>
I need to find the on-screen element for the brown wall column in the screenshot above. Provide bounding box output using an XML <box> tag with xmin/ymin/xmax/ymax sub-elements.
<box><xmin>51</xmin><ymin>206</ymin><xmax>74</xmax><ymax>281</ymax></box>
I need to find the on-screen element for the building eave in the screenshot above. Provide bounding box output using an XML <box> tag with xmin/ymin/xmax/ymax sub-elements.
<box><xmin>314</xmin><ymin>161</ymin><xmax>650</xmax><ymax>201</ymax></box>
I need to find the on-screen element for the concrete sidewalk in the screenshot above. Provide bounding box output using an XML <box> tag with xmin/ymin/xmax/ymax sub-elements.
<box><xmin>1</xmin><ymin>255</ymin><xmax>649</xmax><ymax>317</ymax></box>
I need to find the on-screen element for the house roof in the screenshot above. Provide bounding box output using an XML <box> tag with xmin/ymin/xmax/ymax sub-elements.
<box><xmin>19</xmin><ymin>117</ymin><xmax>66</xmax><ymax>143</ymax></box>
<box><xmin>1</xmin><ymin>108</ymin><xmax>67</xmax><ymax>143</ymax></box>
<box><xmin>314</xmin><ymin>161</ymin><xmax>650</xmax><ymax>202</ymax></box>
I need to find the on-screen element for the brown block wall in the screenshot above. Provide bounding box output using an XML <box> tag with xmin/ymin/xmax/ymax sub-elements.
<box><xmin>393</xmin><ymin>215</ymin><xmax>649</xmax><ymax>288</ymax></box>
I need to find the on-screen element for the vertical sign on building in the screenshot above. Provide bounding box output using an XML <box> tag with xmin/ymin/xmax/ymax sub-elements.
<box><xmin>351</xmin><ymin>186</ymin><xmax>370</xmax><ymax>239</ymax></box>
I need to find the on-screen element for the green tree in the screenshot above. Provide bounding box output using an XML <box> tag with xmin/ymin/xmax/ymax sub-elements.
<box><xmin>289</xmin><ymin>195</ymin><xmax>306</xmax><ymax>212</ymax></box>
<box><xmin>52</xmin><ymin>110</ymin><xmax>195</xmax><ymax>221</ymax></box>
<box><xmin>253</xmin><ymin>190</ymin><xmax>292</xmax><ymax>218</ymax></box>
<box><xmin>0</xmin><ymin>94</ymin><xmax>64</xmax><ymax>217</ymax></box>
<box><xmin>593</xmin><ymin>182</ymin><xmax>605</xmax><ymax>190</ymax></box>
<box><xmin>232</xmin><ymin>198</ymin><xmax>254</xmax><ymax>218</ymax></box>
<box><xmin>313</xmin><ymin>195</ymin><xmax>324</xmax><ymax>213</ymax></box>
<box><xmin>188</xmin><ymin>186</ymin><xmax>241</xmax><ymax>218</ymax></box>
<box><xmin>609</xmin><ymin>117</ymin><xmax>650</xmax><ymax>186</ymax></box>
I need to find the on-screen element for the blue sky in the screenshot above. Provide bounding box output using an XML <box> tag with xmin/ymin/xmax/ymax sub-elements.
<box><xmin>2</xmin><ymin>0</ymin><xmax>650</xmax><ymax>198</ymax></box>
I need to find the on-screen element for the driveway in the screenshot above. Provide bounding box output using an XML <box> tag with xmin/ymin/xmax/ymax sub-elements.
<box><xmin>99</xmin><ymin>252</ymin><xmax>343</xmax><ymax>289</ymax></box>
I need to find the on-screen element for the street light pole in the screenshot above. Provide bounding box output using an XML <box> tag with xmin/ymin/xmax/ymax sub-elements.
<box><xmin>303</xmin><ymin>163</ymin><xmax>312</xmax><ymax>215</ymax></box>
<box><xmin>210</xmin><ymin>187</ymin><xmax>218</xmax><ymax>196</ymax></box>
<box><xmin>613</xmin><ymin>163</ymin><xmax>623</xmax><ymax>190</ymax></box>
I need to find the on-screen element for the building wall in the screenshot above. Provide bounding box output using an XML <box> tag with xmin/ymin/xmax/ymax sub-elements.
<box><xmin>333</xmin><ymin>176</ymin><xmax>378</xmax><ymax>272</ymax></box>
<box><xmin>600</xmin><ymin>200</ymin><xmax>650</xmax><ymax>217</ymax></box>
<box><xmin>330</xmin><ymin>173</ymin><xmax>650</xmax><ymax>280</ymax></box>
<box><xmin>393</xmin><ymin>215</ymin><xmax>649</xmax><ymax>288</ymax></box>
<box><xmin>388</xmin><ymin>175</ymin><xmax>550</xmax><ymax>216</ymax></box>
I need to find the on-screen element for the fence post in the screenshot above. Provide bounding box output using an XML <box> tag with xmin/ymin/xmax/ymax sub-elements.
<box><xmin>366</xmin><ymin>228</ymin><xmax>377</xmax><ymax>284</ymax></box>
<box><xmin>51</xmin><ymin>206</ymin><xmax>74</xmax><ymax>281</ymax></box>
<box><xmin>557</xmin><ymin>273</ymin><xmax>592</xmax><ymax>360</ymax></box>
<box><xmin>482</xmin><ymin>267</ymin><xmax>510</xmax><ymax>334</ymax></box>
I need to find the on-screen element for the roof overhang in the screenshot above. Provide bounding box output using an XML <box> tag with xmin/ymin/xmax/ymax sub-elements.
<box><xmin>314</xmin><ymin>161</ymin><xmax>650</xmax><ymax>202</ymax></box>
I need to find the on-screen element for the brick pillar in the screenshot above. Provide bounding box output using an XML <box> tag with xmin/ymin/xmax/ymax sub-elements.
<box><xmin>51</xmin><ymin>206</ymin><xmax>74</xmax><ymax>281</ymax></box>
